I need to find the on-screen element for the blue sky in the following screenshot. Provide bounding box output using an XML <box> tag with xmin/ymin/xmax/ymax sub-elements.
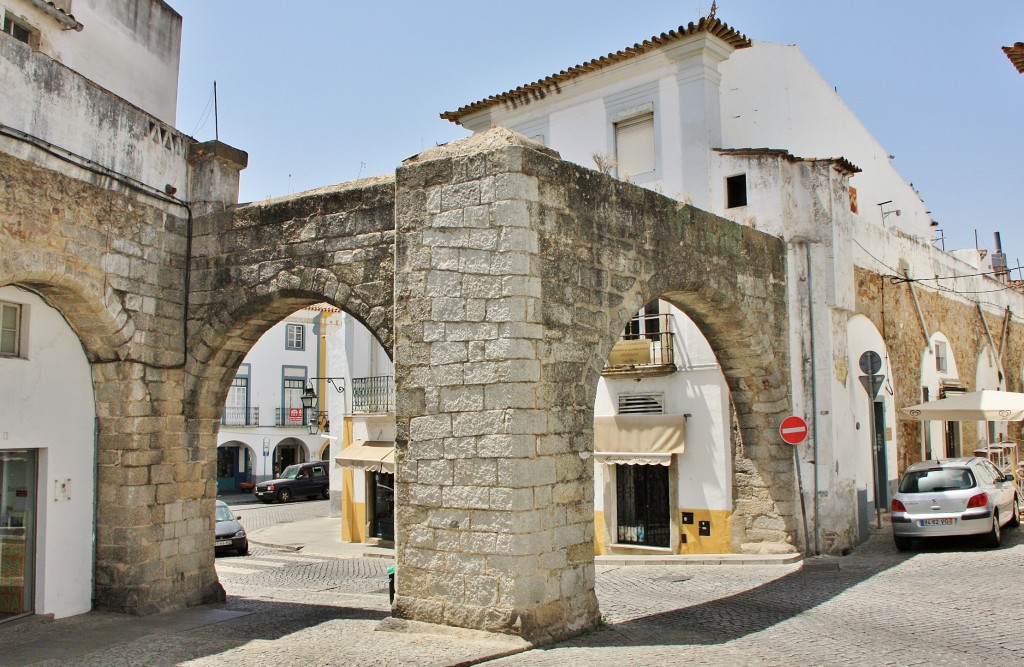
<box><xmin>172</xmin><ymin>1</ymin><xmax>1023</xmax><ymax>266</ymax></box>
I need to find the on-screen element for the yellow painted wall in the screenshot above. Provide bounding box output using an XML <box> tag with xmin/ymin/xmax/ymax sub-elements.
<box><xmin>678</xmin><ymin>509</ymin><xmax>732</xmax><ymax>554</ymax></box>
<box><xmin>593</xmin><ymin>510</ymin><xmax>606</xmax><ymax>554</ymax></box>
<box><xmin>339</xmin><ymin>416</ymin><xmax>365</xmax><ymax>543</ymax></box>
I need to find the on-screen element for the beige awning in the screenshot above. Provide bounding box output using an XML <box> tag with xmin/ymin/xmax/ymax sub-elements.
<box><xmin>593</xmin><ymin>414</ymin><xmax>685</xmax><ymax>465</ymax></box>
<box><xmin>335</xmin><ymin>440</ymin><xmax>395</xmax><ymax>473</ymax></box>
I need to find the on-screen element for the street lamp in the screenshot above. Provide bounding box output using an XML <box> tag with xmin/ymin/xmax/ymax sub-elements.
<box><xmin>301</xmin><ymin>378</ymin><xmax>344</xmax><ymax>435</ymax></box>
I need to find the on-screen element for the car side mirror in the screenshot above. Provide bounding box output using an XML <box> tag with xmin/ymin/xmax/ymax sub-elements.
<box><xmin>1003</xmin><ymin>473</ymin><xmax>1015</xmax><ymax>483</ymax></box>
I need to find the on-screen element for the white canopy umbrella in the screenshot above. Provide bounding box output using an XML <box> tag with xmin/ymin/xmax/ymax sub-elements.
<box><xmin>901</xmin><ymin>390</ymin><xmax>1024</xmax><ymax>422</ymax></box>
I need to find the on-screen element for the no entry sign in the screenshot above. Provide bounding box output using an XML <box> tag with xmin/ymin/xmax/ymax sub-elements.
<box><xmin>779</xmin><ymin>415</ymin><xmax>808</xmax><ymax>445</ymax></box>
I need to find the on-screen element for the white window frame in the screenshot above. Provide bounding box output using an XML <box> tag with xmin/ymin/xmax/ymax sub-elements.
<box><xmin>1</xmin><ymin>300</ymin><xmax>24</xmax><ymax>357</ymax></box>
<box><xmin>935</xmin><ymin>341</ymin><xmax>947</xmax><ymax>372</ymax></box>
<box><xmin>285</xmin><ymin>323</ymin><xmax>305</xmax><ymax>350</ymax></box>
<box><xmin>614</xmin><ymin>111</ymin><xmax>656</xmax><ymax>179</ymax></box>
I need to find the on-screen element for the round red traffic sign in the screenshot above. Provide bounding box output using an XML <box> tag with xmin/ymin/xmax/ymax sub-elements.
<box><xmin>779</xmin><ymin>416</ymin><xmax>808</xmax><ymax>444</ymax></box>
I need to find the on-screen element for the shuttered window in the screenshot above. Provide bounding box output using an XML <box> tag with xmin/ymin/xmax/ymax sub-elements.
<box><xmin>615</xmin><ymin>113</ymin><xmax>655</xmax><ymax>177</ymax></box>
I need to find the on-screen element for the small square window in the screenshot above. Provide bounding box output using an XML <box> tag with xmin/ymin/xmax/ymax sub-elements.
<box><xmin>286</xmin><ymin>323</ymin><xmax>304</xmax><ymax>350</ymax></box>
<box><xmin>3</xmin><ymin>14</ymin><xmax>35</xmax><ymax>46</ymax></box>
<box><xmin>726</xmin><ymin>174</ymin><xmax>747</xmax><ymax>208</ymax></box>
<box><xmin>1</xmin><ymin>301</ymin><xmax>23</xmax><ymax>357</ymax></box>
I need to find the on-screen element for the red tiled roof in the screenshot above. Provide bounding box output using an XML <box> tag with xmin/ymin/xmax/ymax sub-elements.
<box><xmin>441</xmin><ymin>17</ymin><xmax>751</xmax><ymax>124</ymax></box>
<box><xmin>1004</xmin><ymin>43</ymin><xmax>1024</xmax><ymax>74</ymax></box>
<box><xmin>715</xmin><ymin>148</ymin><xmax>861</xmax><ymax>175</ymax></box>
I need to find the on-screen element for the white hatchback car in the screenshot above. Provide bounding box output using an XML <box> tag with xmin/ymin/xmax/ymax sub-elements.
<box><xmin>891</xmin><ymin>457</ymin><xmax>1020</xmax><ymax>551</ymax></box>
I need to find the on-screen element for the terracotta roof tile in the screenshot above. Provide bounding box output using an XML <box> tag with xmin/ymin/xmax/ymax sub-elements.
<box><xmin>441</xmin><ymin>17</ymin><xmax>750</xmax><ymax>124</ymax></box>
<box><xmin>1004</xmin><ymin>43</ymin><xmax>1024</xmax><ymax>74</ymax></box>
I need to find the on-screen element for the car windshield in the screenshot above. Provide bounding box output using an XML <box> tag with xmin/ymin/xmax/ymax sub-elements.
<box><xmin>281</xmin><ymin>465</ymin><xmax>302</xmax><ymax>479</ymax></box>
<box><xmin>899</xmin><ymin>467</ymin><xmax>976</xmax><ymax>493</ymax></box>
<box><xmin>215</xmin><ymin>504</ymin><xmax>234</xmax><ymax>522</ymax></box>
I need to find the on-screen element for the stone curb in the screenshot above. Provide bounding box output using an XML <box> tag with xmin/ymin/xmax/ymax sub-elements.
<box><xmin>595</xmin><ymin>552</ymin><xmax>803</xmax><ymax>566</ymax></box>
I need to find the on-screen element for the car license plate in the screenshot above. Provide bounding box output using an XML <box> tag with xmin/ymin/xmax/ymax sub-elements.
<box><xmin>918</xmin><ymin>518</ymin><xmax>955</xmax><ymax>526</ymax></box>
<box><xmin>215</xmin><ymin>540</ymin><xmax>232</xmax><ymax>547</ymax></box>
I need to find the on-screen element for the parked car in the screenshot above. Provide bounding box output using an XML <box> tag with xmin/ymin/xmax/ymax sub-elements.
<box><xmin>891</xmin><ymin>457</ymin><xmax>1020</xmax><ymax>551</ymax></box>
<box><xmin>214</xmin><ymin>499</ymin><xmax>248</xmax><ymax>556</ymax></box>
<box><xmin>254</xmin><ymin>461</ymin><xmax>330</xmax><ymax>503</ymax></box>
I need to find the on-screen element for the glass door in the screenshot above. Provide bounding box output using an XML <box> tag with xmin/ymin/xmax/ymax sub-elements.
<box><xmin>0</xmin><ymin>450</ymin><xmax>37</xmax><ymax>620</ymax></box>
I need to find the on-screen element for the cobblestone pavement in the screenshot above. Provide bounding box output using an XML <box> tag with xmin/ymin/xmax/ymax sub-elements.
<box><xmin>3</xmin><ymin>519</ymin><xmax>1023</xmax><ymax>666</ymax></box>
<box><xmin>488</xmin><ymin>525</ymin><xmax>1024</xmax><ymax>666</ymax></box>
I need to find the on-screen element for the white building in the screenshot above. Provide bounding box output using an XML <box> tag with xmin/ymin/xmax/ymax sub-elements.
<box><xmin>441</xmin><ymin>18</ymin><xmax>1022</xmax><ymax>554</ymax></box>
<box><xmin>215</xmin><ymin>306</ymin><xmax>344</xmax><ymax>494</ymax></box>
<box><xmin>0</xmin><ymin>0</ymin><xmax>186</xmax><ymax>619</ymax></box>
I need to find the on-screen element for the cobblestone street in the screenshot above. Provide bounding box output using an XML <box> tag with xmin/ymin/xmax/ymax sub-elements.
<box><xmin>3</xmin><ymin>505</ymin><xmax>1023</xmax><ymax>666</ymax></box>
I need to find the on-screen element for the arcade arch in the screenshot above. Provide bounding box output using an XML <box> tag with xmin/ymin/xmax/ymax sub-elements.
<box><xmin>846</xmin><ymin>315</ymin><xmax>897</xmax><ymax>518</ymax></box>
<box><xmin>920</xmin><ymin>332</ymin><xmax>962</xmax><ymax>458</ymax></box>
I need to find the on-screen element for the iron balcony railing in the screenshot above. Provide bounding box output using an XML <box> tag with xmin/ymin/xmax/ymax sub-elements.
<box><xmin>352</xmin><ymin>375</ymin><xmax>394</xmax><ymax>414</ymax></box>
<box><xmin>275</xmin><ymin>406</ymin><xmax>307</xmax><ymax>426</ymax></box>
<box><xmin>222</xmin><ymin>406</ymin><xmax>259</xmax><ymax>426</ymax></box>
<box><xmin>604</xmin><ymin>315</ymin><xmax>675</xmax><ymax>373</ymax></box>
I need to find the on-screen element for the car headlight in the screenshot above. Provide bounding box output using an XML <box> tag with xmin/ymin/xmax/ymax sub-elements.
<box><xmin>234</xmin><ymin>530</ymin><xmax>246</xmax><ymax>538</ymax></box>
<box><xmin>266</xmin><ymin>484</ymin><xmax>275</xmax><ymax>491</ymax></box>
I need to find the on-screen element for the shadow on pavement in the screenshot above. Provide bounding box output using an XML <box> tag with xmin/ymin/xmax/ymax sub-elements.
<box><xmin>0</xmin><ymin>598</ymin><xmax>388</xmax><ymax>666</ymax></box>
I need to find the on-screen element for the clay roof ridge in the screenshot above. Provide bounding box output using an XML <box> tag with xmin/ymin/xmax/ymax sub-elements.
<box><xmin>715</xmin><ymin>147</ymin><xmax>861</xmax><ymax>174</ymax></box>
<box><xmin>440</xmin><ymin>17</ymin><xmax>751</xmax><ymax>123</ymax></box>
<box><xmin>1004</xmin><ymin>42</ymin><xmax>1024</xmax><ymax>74</ymax></box>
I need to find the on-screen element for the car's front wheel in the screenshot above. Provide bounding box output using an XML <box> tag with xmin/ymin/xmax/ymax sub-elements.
<box><xmin>983</xmin><ymin>510</ymin><xmax>1002</xmax><ymax>547</ymax></box>
<box><xmin>237</xmin><ymin>540</ymin><xmax>249</xmax><ymax>557</ymax></box>
<box><xmin>1008</xmin><ymin>498</ymin><xmax>1021</xmax><ymax>528</ymax></box>
<box><xmin>321</xmin><ymin>485</ymin><xmax>329</xmax><ymax>500</ymax></box>
<box><xmin>894</xmin><ymin>535</ymin><xmax>913</xmax><ymax>552</ymax></box>
<box><xmin>278</xmin><ymin>488</ymin><xmax>292</xmax><ymax>503</ymax></box>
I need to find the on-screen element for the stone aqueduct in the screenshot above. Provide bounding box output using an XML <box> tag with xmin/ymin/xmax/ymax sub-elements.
<box><xmin>2</xmin><ymin>130</ymin><xmax>793</xmax><ymax>641</ymax></box>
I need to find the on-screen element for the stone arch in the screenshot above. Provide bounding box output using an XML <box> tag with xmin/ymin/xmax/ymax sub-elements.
<box><xmin>391</xmin><ymin>135</ymin><xmax>791</xmax><ymax>641</ymax></box>
<box><xmin>0</xmin><ymin>272</ymin><xmax>132</xmax><ymax>363</ymax></box>
<box><xmin>846</xmin><ymin>314</ymin><xmax>897</xmax><ymax>535</ymax></box>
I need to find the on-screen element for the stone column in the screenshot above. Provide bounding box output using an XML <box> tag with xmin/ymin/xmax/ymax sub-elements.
<box><xmin>93</xmin><ymin>362</ymin><xmax>223</xmax><ymax>614</ymax></box>
<box><xmin>392</xmin><ymin>135</ymin><xmax>600</xmax><ymax>642</ymax></box>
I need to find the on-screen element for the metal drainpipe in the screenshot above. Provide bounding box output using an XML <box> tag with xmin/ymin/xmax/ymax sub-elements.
<box><xmin>805</xmin><ymin>242</ymin><xmax>820</xmax><ymax>555</ymax></box>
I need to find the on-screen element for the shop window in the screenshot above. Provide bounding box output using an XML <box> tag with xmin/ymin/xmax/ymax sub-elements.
<box><xmin>615</xmin><ymin>464</ymin><xmax>670</xmax><ymax>547</ymax></box>
<box><xmin>726</xmin><ymin>174</ymin><xmax>747</xmax><ymax>208</ymax></box>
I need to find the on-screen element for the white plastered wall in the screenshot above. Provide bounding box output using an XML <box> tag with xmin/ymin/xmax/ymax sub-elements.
<box><xmin>920</xmin><ymin>332</ymin><xmax>961</xmax><ymax>459</ymax></box>
<box><xmin>0</xmin><ymin>285</ymin><xmax>95</xmax><ymax>618</ymax></box>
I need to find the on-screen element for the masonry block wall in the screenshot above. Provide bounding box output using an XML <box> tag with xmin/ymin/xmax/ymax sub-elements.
<box><xmin>391</xmin><ymin>131</ymin><xmax>793</xmax><ymax>641</ymax></box>
<box><xmin>855</xmin><ymin>267</ymin><xmax>1024</xmax><ymax>472</ymax></box>
<box><xmin>0</xmin><ymin>148</ymin><xmax>223</xmax><ymax>613</ymax></box>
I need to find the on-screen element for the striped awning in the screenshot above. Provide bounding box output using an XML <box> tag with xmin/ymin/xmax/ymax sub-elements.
<box><xmin>593</xmin><ymin>414</ymin><xmax>685</xmax><ymax>466</ymax></box>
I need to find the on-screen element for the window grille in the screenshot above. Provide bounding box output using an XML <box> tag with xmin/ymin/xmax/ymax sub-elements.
<box><xmin>617</xmin><ymin>393</ymin><xmax>665</xmax><ymax>414</ymax></box>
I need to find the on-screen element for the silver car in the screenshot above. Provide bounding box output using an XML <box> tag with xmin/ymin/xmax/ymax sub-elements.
<box><xmin>891</xmin><ymin>457</ymin><xmax>1020</xmax><ymax>551</ymax></box>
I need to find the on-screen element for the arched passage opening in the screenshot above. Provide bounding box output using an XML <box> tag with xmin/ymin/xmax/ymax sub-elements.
<box><xmin>0</xmin><ymin>279</ymin><xmax>123</xmax><ymax>620</ymax></box>
<box><xmin>390</xmin><ymin>134</ymin><xmax>792</xmax><ymax>642</ymax></box>
<box><xmin>594</xmin><ymin>298</ymin><xmax>736</xmax><ymax>556</ymax></box>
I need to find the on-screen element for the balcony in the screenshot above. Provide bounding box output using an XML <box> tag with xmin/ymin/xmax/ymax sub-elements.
<box><xmin>275</xmin><ymin>406</ymin><xmax>307</xmax><ymax>427</ymax></box>
<box><xmin>352</xmin><ymin>376</ymin><xmax>394</xmax><ymax>414</ymax></box>
<box><xmin>602</xmin><ymin>317</ymin><xmax>676</xmax><ymax>378</ymax></box>
<box><xmin>222</xmin><ymin>407</ymin><xmax>259</xmax><ymax>426</ymax></box>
